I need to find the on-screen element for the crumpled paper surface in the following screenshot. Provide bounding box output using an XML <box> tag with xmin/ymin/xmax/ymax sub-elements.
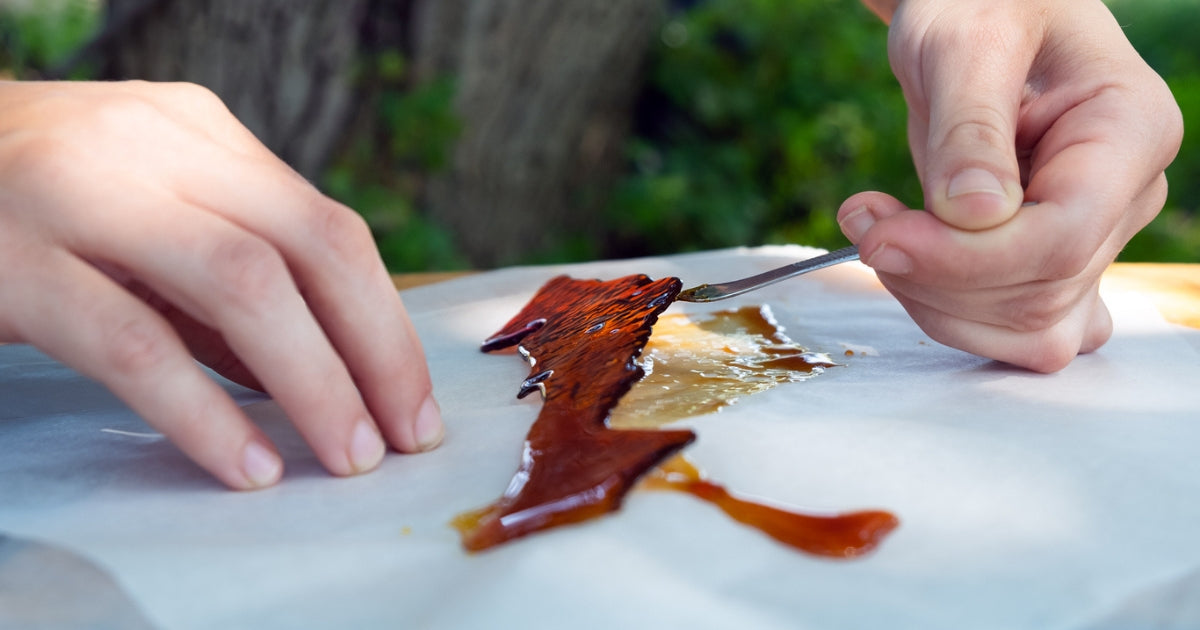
<box><xmin>2</xmin><ymin>245</ymin><xmax>1200</xmax><ymax>630</ymax></box>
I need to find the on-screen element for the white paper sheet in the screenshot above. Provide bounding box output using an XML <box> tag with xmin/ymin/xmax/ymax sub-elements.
<box><xmin>3</xmin><ymin>246</ymin><xmax>1200</xmax><ymax>630</ymax></box>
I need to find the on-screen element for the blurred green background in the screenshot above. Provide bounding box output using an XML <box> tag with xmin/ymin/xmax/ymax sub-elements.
<box><xmin>3</xmin><ymin>0</ymin><xmax>1197</xmax><ymax>269</ymax></box>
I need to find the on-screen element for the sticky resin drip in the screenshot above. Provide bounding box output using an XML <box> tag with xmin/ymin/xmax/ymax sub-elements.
<box><xmin>640</xmin><ymin>456</ymin><xmax>898</xmax><ymax>558</ymax></box>
<box><xmin>460</xmin><ymin>274</ymin><xmax>898</xmax><ymax>557</ymax></box>
<box><xmin>610</xmin><ymin>304</ymin><xmax>837</xmax><ymax>429</ymax></box>
<box><xmin>616</xmin><ymin>305</ymin><xmax>897</xmax><ymax>557</ymax></box>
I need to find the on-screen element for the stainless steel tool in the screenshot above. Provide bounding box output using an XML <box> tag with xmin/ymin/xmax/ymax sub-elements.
<box><xmin>675</xmin><ymin>245</ymin><xmax>860</xmax><ymax>303</ymax></box>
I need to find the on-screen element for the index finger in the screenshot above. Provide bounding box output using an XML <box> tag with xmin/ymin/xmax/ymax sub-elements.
<box><xmin>113</xmin><ymin>81</ymin><xmax>445</xmax><ymax>453</ymax></box>
<box><xmin>165</xmin><ymin>145</ymin><xmax>445</xmax><ymax>455</ymax></box>
<box><xmin>855</xmin><ymin>82</ymin><xmax>1179</xmax><ymax>292</ymax></box>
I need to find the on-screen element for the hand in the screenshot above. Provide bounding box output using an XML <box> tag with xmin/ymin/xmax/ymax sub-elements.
<box><xmin>0</xmin><ymin>80</ymin><xmax>444</xmax><ymax>488</ymax></box>
<box><xmin>841</xmin><ymin>0</ymin><xmax>1183</xmax><ymax>372</ymax></box>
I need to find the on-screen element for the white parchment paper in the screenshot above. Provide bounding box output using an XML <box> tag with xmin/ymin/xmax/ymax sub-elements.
<box><xmin>3</xmin><ymin>246</ymin><xmax>1200</xmax><ymax>630</ymax></box>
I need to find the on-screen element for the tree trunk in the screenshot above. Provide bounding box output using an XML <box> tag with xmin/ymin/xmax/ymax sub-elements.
<box><xmin>415</xmin><ymin>0</ymin><xmax>664</xmax><ymax>267</ymax></box>
<box><xmin>95</xmin><ymin>0</ymin><xmax>661</xmax><ymax>267</ymax></box>
<box><xmin>101</xmin><ymin>0</ymin><xmax>368</xmax><ymax>181</ymax></box>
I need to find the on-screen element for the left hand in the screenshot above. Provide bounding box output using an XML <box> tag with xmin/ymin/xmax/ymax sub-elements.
<box><xmin>842</xmin><ymin>0</ymin><xmax>1183</xmax><ymax>372</ymax></box>
<box><xmin>0</xmin><ymin>80</ymin><xmax>444</xmax><ymax>489</ymax></box>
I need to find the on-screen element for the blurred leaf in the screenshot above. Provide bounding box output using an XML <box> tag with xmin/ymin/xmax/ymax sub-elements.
<box><xmin>1108</xmin><ymin>0</ymin><xmax>1200</xmax><ymax>262</ymax></box>
<box><xmin>324</xmin><ymin>62</ymin><xmax>465</xmax><ymax>272</ymax></box>
<box><xmin>0</xmin><ymin>0</ymin><xmax>99</xmax><ymax>78</ymax></box>
<box><xmin>605</xmin><ymin>0</ymin><xmax>1200</xmax><ymax>263</ymax></box>
<box><xmin>606</xmin><ymin>0</ymin><xmax>917</xmax><ymax>259</ymax></box>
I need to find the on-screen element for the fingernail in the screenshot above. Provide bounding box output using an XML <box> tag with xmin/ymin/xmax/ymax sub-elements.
<box><xmin>947</xmin><ymin>168</ymin><xmax>1007</xmax><ymax>199</ymax></box>
<box><xmin>413</xmin><ymin>395</ymin><xmax>444</xmax><ymax>452</ymax></box>
<box><xmin>865</xmin><ymin>243</ymin><xmax>913</xmax><ymax>276</ymax></box>
<box><xmin>349</xmin><ymin>418</ymin><xmax>386</xmax><ymax>473</ymax></box>
<box><xmin>242</xmin><ymin>441</ymin><xmax>282</xmax><ymax>488</ymax></box>
<box><xmin>838</xmin><ymin>205</ymin><xmax>876</xmax><ymax>242</ymax></box>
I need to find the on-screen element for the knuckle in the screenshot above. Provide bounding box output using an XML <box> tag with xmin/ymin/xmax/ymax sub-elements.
<box><xmin>1023</xmin><ymin>333</ymin><xmax>1079</xmax><ymax>374</ymax></box>
<box><xmin>1001</xmin><ymin>286</ymin><xmax>1074</xmax><ymax>333</ymax></box>
<box><xmin>163</xmin><ymin>81</ymin><xmax>218</xmax><ymax>103</ymax></box>
<box><xmin>207</xmin><ymin>236</ymin><xmax>288</xmax><ymax>310</ymax></box>
<box><xmin>2</xmin><ymin>92</ymin><xmax>154</xmax><ymax>179</ymax></box>
<box><xmin>1038</xmin><ymin>240</ymin><xmax>1097</xmax><ymax>283</ymax></box>
<box><xmin>942</xmin><ymin>258</ymin><xmax>984</xmax><ymax>288</ymax></box>
<box><xmin>406</xmin><ymin>375</ymin><xmax>435</xmax><ymax>406</ymax></box>
<box><xmin>1147</xmin><ymin>174</ymin><xmax>1170</xmax><ymax>213</ymax></box>
<box><xmin>306</xmin><ymin>199</ymin><xmax>379</xmax><ymax>271</ymax></box>
<box><xmin>938</xmin><ymin>110</ymin><xmax>1011</xmax><ymax>154</ymax></box>
<box><xmin>85</xmin><ymin>92</ymin><xmax>163</xmax><ymax>136</ymax></box>
<box><xmin>1129</xmin><ymin>174</ymin><xmax>1171</xmax><ymax>233</ymax></box>
<box><xmin>920</xmin><ymin>9</ymin><xmax>1028</xmax><ymax>61</ymax></box>
<box><xmin>105</xmin><ymin>316</ymin><xmax>174</xmax><ymax>376</ymax></box>
<box><xmin>163</xmin><ymin>81</ymin><xmax>232</xmax><ymax>117</ymax></box>
<box><xmin>1150</xmin><ymin>82</ymin><xmax>1185</xmax><ymax>156</ymax></box>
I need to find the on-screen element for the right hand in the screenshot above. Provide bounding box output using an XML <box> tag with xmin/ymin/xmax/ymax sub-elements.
<box><xmin>841</xmin><ymin>0</ymin><xmax>1182</xmax><ymax>372</ymax></box>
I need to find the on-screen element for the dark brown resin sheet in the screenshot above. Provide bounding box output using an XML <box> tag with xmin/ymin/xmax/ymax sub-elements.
<box><xmin>457</xmin><ymin>273</ymin><xmax>898</xmax><ymax>556</ymax></box>
<box><xmin>456</xmin><ymin>275</ymin><xmax>693</xmax><ymax>551</ymax></box>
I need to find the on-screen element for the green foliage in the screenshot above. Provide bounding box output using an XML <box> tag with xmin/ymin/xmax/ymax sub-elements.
<box><xmin>1108</xmin><ymin>0</ymin><xmax>1200</xmax><ymax>262</ymax></box>
<box><xmin>323</xmin><ymin>67</ymin><xmax>468</xmax><ymax>272</ymax></box>
<box><xmin>0</xmin><ymin>0</ymin><xmax>99</xmax><ymax>78</ymax></box>
<box><xmin>5</xmin><ymin>0</ymin><xmax>1198</xmax><ymax>266</ymax></box>
<box><xmin>324</xmin><ymin>166</ymin><xmax>470</xmax><ymax>272</ymax></box>
<box><xmin>608</xmin><ymin>0</ymin><xmax>1200</xmax><ymax>264</ymax></box>
<box><xmin>373</xmin><ymin>54</ymin><xmax>460</xmax><ymax>174</ymax></box>
<box><xmin>606</xmin><ymin>0</ymin><xmax>916</xmax><ymax>259</ymax></box>
<box><xmin>1120</xmin><ymin>71</ymin><xmax>1200</xmax><ymax>262</ymax></box>
<box><xmin>1119</xmin><ymin>206</ymin><xmax>1200</xmax><ymax>262</ymax></box>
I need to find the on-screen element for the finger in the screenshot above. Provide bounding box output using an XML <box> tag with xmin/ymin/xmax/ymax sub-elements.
<box><xmin>839</xmin><ymin>191</ymin><xmax>1086</xmax><ymax>331</ymax></box>
<box><xmin>837</xmin><ymin>191</ymin><xmax>908</xmax><ymax>245</ymax></box>
<box><xmin>11</xmin><ymin>109</ymin><xmax>405</xmax><ymax>475</ymax></box>
<box><xmin>840</xmin><ymin>190</ymin><xmax>1102</xmax><ymax>334</ymax></box>
<box><xmin>836</xmin><ymin>199</ymin><xmax>1113</xmax><ymax>372</ymax></box>
<box><xmin>15</xmin><ymin>89</ymin><xmax>444</xmax><ymax>458</ymax></box>
<box><xmin>158</xmin><ymin>146</ymin><xmax>444</xmax><ymax>454</ymax></box>
<box><xmin>850</xmin><ymin>148</ymin><xmax>1164</xmax><ymax>294</ymax></box>
<box><xmin>887</xmin><ymin>279</ymin><xmax>1112</xmax><ymax>373</ymax></box>
<box><xmin>162</xmin><ymin>307</ymin><xmax>263</xmax><ymax>391</ymax></box>
<box><xmin>66</xmin><ymin>191</ymin><xmax>393</xmax><ymax>478</ymax></box>
<box><xmin>0</xmin><ymin>246</ymin><xmax>283</xmax><ymax>490</ymax></box>
<box><xmin>900</xmin><ymin>9</ymin><xmax>1031</xmax><ymax>230</ymax></box>
<box><xmin>106</xmin><ymin>80</ymin><xmax>277</xmax><ymax>165</ymax></box>
<box><xmin>880</xmin><ymin>7</ymin><xmax>1179</xmax><ymax>287</ymax></box>
<box><xmin>1023</xmin><ymin>85</ymin><xmax>1178</xmax><ymax>243</ymax></box>
<box><xmin>121</xmin><ymin>277</ymin><xmax>263</xmax><ymax>391</ymax></box>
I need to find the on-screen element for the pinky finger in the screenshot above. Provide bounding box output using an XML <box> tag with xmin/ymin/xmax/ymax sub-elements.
<box><xmin>3</xmin><ymin>251</ymin><xmax>283</xmax><ymax>490</ymax></box>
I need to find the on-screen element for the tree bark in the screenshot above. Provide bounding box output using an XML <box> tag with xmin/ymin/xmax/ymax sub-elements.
<box><xmin>102</xmin><ymin>0</ymin><xmax>368</xmax><ymax>180</ymax></box>
<box><xmin>415</xmin><ymin>0</ymin><xmax>664</xmax><ymax>267</ymax></box>
<box><xmin>95</xmin><ymin>0</ymin><xmax>662</xmax><ymax>267</ymax></box>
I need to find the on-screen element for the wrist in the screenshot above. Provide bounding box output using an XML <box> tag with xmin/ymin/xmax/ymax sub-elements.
<box><xmin>860</xmin><ymin>0</ymin><xmax>901</xmax><ymax>23</ymax></box>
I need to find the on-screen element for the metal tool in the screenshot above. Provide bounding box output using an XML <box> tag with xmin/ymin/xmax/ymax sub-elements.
<box><xmin>675</xmin><ymin>245</ymin><xmax>860</xmax><ymax>303</ymax></box>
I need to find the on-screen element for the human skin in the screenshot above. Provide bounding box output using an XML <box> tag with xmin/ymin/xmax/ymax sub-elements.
<box><xmin>847</xmin><ymin>0</ymin><xmax>1183</xmax><ymax>372</ymax></box>
<box><xmin>0</xmin><ymin>80</ymin><xmax>444</xmax><ymax>490</ymax></box>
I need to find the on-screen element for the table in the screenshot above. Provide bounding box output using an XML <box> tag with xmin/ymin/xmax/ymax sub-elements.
<box><xmin>393</xmin><ymin>262</ymin><xmax>1200</xmax><ymax>330</ymax></box>
<box><xmin>3</xmin><ymin>249</ymin><xmax>1200</xmax><ymax>630</ymax></box>
<box><xmin>1100</xmin><ymin>263</ymin><xmax>1200</xmax><ymax>329</ymax></box>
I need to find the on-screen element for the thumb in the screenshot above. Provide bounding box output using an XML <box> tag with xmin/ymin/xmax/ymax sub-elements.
<box><xmin>910</xmin><ymin>22</ymin><xmax>1029</xmax><ymax>230</ymax></box>
<box><xmin>933</xmin><ymin>163</ymin><xmax>1024</xmax><ymax>230</ymax></box>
